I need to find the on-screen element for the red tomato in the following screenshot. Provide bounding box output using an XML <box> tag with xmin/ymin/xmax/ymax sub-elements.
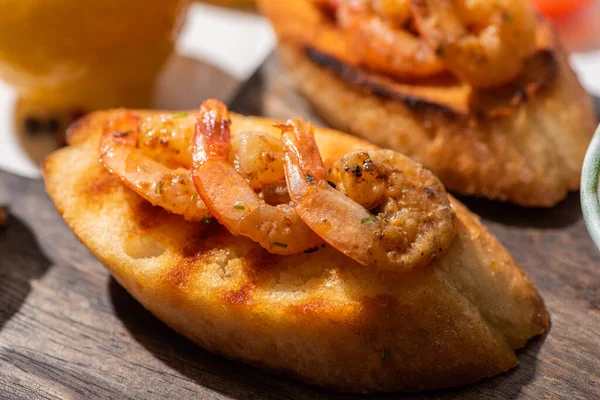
<box><xmin>529</xmin><ymin>0</ymin><xmax>595</xmax><ymax>17</ymax></box>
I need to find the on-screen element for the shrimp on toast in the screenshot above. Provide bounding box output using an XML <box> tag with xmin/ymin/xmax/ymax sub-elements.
<box><xmin>336</xmin><ymin>0</ymin><xmax>445</xmax><ymax>79</ymax></box>
<box><xmin>45</xmin><ymin>108</ymin><xmax>549</xmax><ymax>393</ymax></box>
<box><xmin>134</xmin><ymin>112</ymin><xmax>287</xmax><ymax>190</ymax></box>
<box><xmin>99</xmin><ymin>113</ymin><xmax>209</xmax><ymax>222</ymax></box>
<box><xmin>101</xmin><ymin>111</ymin><xmax>292</xmax><ymax>223</ymax></box>
<box><xmin>259</xmin><ymin>0</ymin><xmax>597</xmax><ymax>206</ymax></box>
<box><xmin>410</xmin><ymin>0</ymin><xmax>538</xmax><ymax>88</ymax></box>
<box><xmin>191</xmin><ymin>100</ymin><xmax>322</xmax><ymax>255</ymax></box>
<box><xmin>280</xmin><ymin>118</ymin><xmax>455</xmax><ymax>270</ymax></box>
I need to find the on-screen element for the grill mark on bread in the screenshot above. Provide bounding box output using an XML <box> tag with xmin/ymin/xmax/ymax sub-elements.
<box><xmin>82</xmin><ymin>169</ymin><xmax>121</xmax><ymax>201</ymax></box>
<box><xmin>164</xmin><ymin>258</ymin><xmax>198</xmax><ymax>287</ymax></box>
<box><xmin>241</xmin><ymin>248</ymin><xmax>280</xmax><ymax>286</ymax></box>
<box><xmin>222</xmin><ymin>283</ymin><xmax>256</xmax><ymax>306</ymax></box>
<box><xmin>304</xmin><ymin>42</ymin><xmax>558</xmax><ymax>120</ymax></box>
<box><xmin>304</xmin><ymin>46</ymin><xmax>461</xmax><ymax>118</ymax></box>
<box><xmin>179</xmin><ymin>224</ymin><xmax>228</xmax><ymax>259</ymax></box>
<box><xmin>131</xmin><ymin>198</ymin><xmax>172</xmax><ymax>230</ymax></box>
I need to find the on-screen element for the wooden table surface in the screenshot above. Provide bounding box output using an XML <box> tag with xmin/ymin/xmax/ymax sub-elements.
<box><xmin>1</xmin><ymin>53</ymin><xmax>599</xmax><ymax>399</ymax></box>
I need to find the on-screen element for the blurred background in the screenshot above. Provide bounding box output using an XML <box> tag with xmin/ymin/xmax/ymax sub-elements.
<box><xmin>0</xmin><ymin>0</ymin><xmax>599</xmax><ymax>178</ymax></box>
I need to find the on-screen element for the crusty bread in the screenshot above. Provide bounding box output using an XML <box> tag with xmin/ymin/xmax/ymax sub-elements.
<box><xmin>258</xmin><ymin>0</ymin><xmax>597</xmax><ymax>206</ymax></box>
<box><xmin>44</xmin><ymin>110</ymin><xmax>548</xmax><ymax>393</ymax></box>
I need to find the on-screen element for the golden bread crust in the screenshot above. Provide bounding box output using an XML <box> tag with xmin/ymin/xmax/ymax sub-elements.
<box><xmin>44</xmin><ymin>110</ymin><xmax>548</xmax><ymax>392</ymax></box>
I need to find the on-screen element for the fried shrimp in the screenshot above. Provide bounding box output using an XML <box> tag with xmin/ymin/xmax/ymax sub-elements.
<box><xmin>100</xmin><ymin>113</ymin><xmax>209</xmax><ymax>222</ymax></box>
<box><xmin>280</xmin><ymin>118</ymin><xmax>455</xmax><ymax>270</ymax></box>
<box><xmin>411</xmin><ymin>0</ymin><xmax>538</xmax><ymax>88</ymax></box>
<box><xmin>336</xmin><ymin>0</ymin><xmax>445</xmax><ymax>78</ymax></box>
<box><xmin>191</xmin><ymin>100</ymin><xmax>322</xmax><ymax>255</ymax></box>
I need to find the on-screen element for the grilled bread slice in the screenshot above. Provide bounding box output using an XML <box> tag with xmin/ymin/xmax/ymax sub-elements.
<box><xmin>44</xmin><ymin>110</ymin><xmax>548</xmax><ymax>393</ymax></box>
<box><xmin>259</xmin><ymin>0</ymin><xmax>597</xmax><ymax>207</ymax></box>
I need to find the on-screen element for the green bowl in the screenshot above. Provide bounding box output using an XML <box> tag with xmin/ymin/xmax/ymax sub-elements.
<box><xmin>581</xmin><ymin>124</ymin><xmax>600</xmax><ymax>250</ymax></box>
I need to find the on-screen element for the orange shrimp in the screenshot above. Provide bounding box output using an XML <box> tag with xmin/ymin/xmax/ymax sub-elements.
<box><xmin>100</xmin><ymin>113</ymin><xmax>209</xmax><ymax>222</ymax></box>
<box><xmin>280</xmin><ymin>118</ymin><xmax>455</xmax><ymax>270</ymax></box>
<box><xmin>336</xmin><ymin>0</ymin><xmax>445</xmax><ymax>78</ymax></box>
<box><xmin>411</xmin><ymin>0</ymin><xmax>538</xmax><ymax>88</ymax></box>
<box><xmin>191</xmin><ymin>100</ymin><xmax>322</xmax><ymax>255</ymax></box>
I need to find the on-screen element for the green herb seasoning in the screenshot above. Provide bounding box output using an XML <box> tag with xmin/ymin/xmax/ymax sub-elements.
<box><xmin>202</xmin><ymin>214</ymin><xmax>211</xmax><ymax>224</ymax></box>
<box><xmin>361</xmin><ymin>217</ymin><xmax>376</xmax><ymax>224</ymax></box>
<box><xmin>381</xmin><ymin>348</ymin><xmax>389</xmax><ymax>360</ymax></box>
<box><xmin>274</xmin><ymin>242</ymin><xmax>288</xmax><ymax>248</ymax></box>
<box><xmin>172</xmin><ymin>112</ymin><xmax>188</xmax><ymax>119</ymax></box>
<box><xmin>191</xmin><ymin>194</ymin><xmax>198</xmax><ymax>201</ymax></box>
<box><xmin>155</xmin><ymin>181</ymin><xmax>164</xmax><ymax>194</ymax></box>
<box><xmin>233</xmin><ymin>205</ymin><xmax>245</xmax><ymax>210</ymax></box>
<box><xmin>306</xmin><ymin>174</ymin><xmax>315</xmax><ymax>183</ymax></box>
<box><xmin>303</xmin><ymin>246</ymin><xmax>319</xmax><ymax>254</ymax></box>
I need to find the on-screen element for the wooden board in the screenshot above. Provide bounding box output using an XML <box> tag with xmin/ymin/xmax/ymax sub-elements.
<box><xmin>1</xmin><ymin>53</ymin><xmax>599</xmax><ymax>399</ymax></box>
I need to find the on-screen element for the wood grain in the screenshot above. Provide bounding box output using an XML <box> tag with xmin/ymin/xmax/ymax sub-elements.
<box><xmin>0</xmin><ymin>53</ymin><xmax>599</xmax><ymax>399</ymax></box>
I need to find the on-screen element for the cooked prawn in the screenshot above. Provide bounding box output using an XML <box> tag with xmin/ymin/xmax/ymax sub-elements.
<box><xmin>411</xmin><ymin>0</ymin><xmax>538</xmax><ymax>88</ymax></box>
<box><xmin>373</xmin><ymin>0</ymin><xmax>411</xmax><ymax>27</ymax></box>
<box><xmin>137</xmin><ymin>115</ymin><xmax>287</xmax><ymax>190</ymax></box>
<box><xmin>136</xmin><ymin>113</ymin><xmax>196</xmax><ymax>169</ymax></box>
<box><xmin>191</xmin><ymin>100</ymin><xmax>322</xmax><ymax>255</ymax></box>
<box><xmin>103</xmin><ymin>110</ymin><xmax>294</xmax><ymax>224</ymax></box>
<box><xmin>280</xmin><ymin>118</ymin><xmax>455</xmax><ymax>270</ymax></box>
<box><xmin>99</xmin><ymin>113</ymin><xmax>210</xmax><ymax>222</ymax></box>
<box><xmin>336</xmin><ymin>0</ymin><xmax>445</xmax><ymax>78</ymax></box>
<box><xmin>229</xmin><ymin>132</ymin><xmax>287</xmax><ymax>190</ymax></box>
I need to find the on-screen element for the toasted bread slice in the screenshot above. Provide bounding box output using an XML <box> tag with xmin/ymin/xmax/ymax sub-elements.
<box><xmin>259</xmin><ymin>0</ymin><xmax>597</xmax><ymax>206</ymax></box>
<box><xmin>44</xmin><ymin>110</ymin><xmax>548</xmax><ymax>392</ymax></box>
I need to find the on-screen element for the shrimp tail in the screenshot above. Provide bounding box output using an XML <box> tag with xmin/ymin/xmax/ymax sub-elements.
<box><xmin>279</xmin><ymin>119</ymin><xmax>327</xmax><ymax>201</ymax></box>
<box><xmin>193</xmin><ymin>103</ymin><xmax>323</xmax><ymax>254</ymax></box>
<box><xmin>100</xmin><ymin>112</ymin><xmax>140</xmax><ymax>155</ymax></box>
<box><xmin>194</xmin><ymin>99</ymin><xmax>232</xmax><ymax>164</ymax></box>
